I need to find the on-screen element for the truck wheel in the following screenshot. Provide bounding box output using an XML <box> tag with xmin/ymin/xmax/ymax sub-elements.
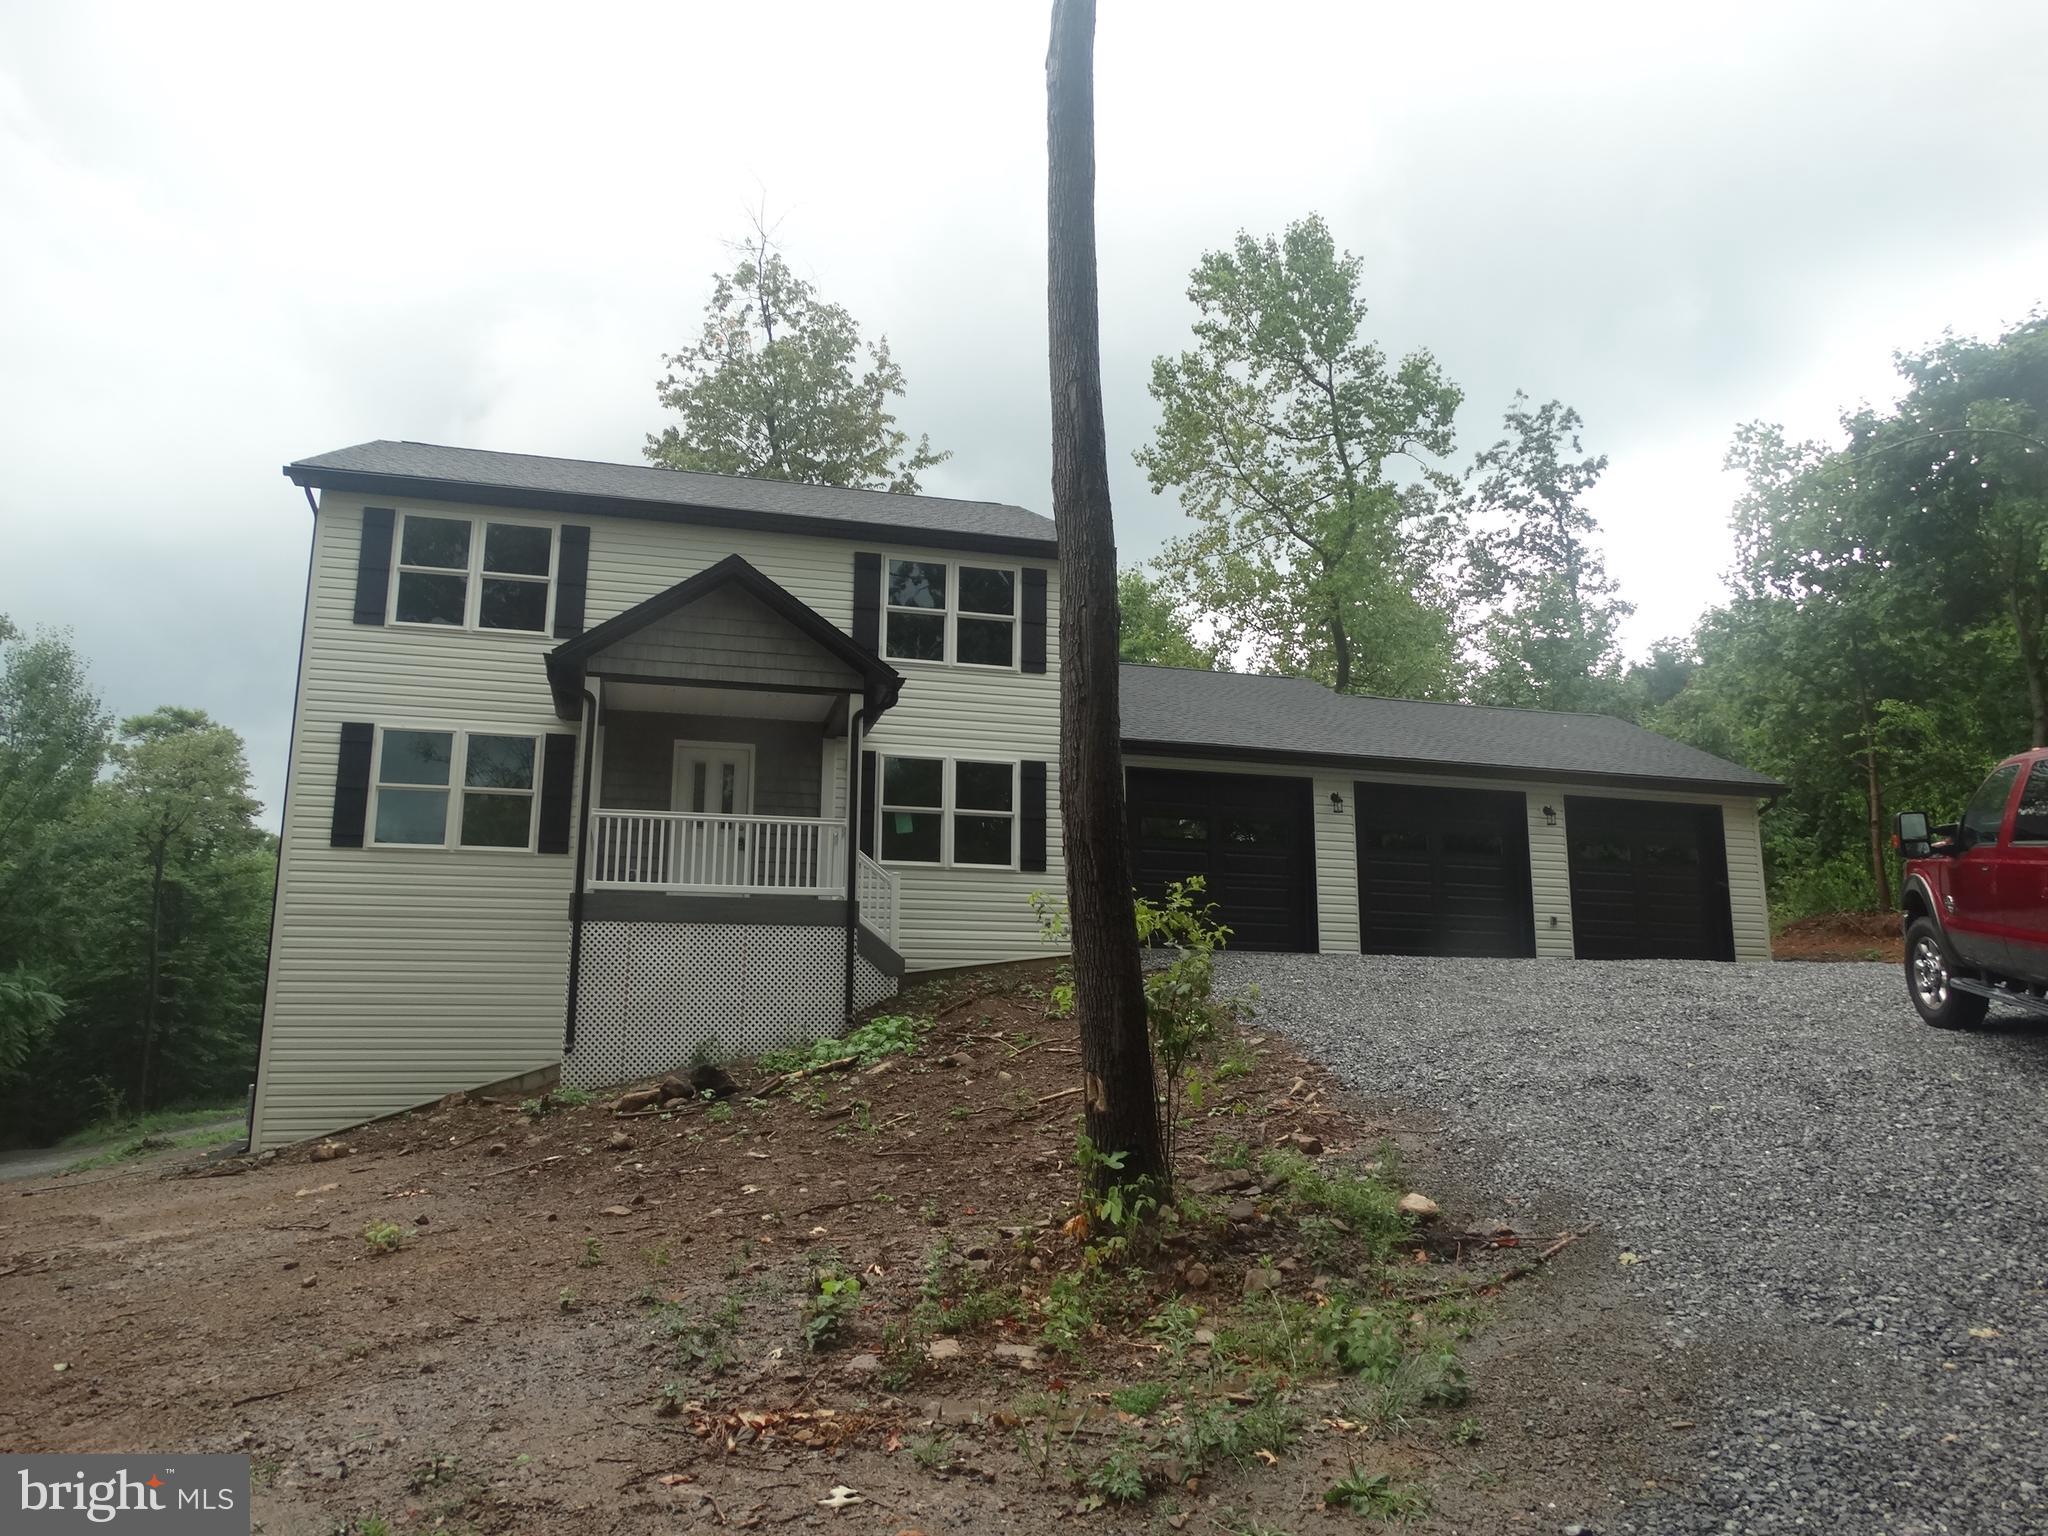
<box><xmin>1905</xmin><ymin>918</ymin><xmax>1989</xmax><ymax>1030</ymax></box>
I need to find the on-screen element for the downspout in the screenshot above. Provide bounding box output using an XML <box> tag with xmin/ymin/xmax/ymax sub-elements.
<box><xmin>843</xmin><ymin>701</ymin><xmax>865</xmax><ymax>1028</ymax></box>
<box><xmin>563</xmin><ymin>683</ymin><xmax>600</xmax><ymax>1054</ymax></box>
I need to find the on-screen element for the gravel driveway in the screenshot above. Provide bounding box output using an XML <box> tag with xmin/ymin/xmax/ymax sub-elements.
<box><xmin>1224</xmin><ymin>953</ymin><xmax>2048</xmax><ymax>1536</ymax></box>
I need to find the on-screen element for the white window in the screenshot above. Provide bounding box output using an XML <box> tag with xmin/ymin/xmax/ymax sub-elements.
<box><xmin>877</xmin><ymin>755</ymin><xmax>1016</xmax><ymax>868</ymax></box>
<box><xmin>393</xmin><ymin>514</ymin><xmax>554</xmax><ymax>632</ymax></box>
<box><xmin>370</xmin><ymin>727</ymin><xmax>539</xmax><ymax>850</ymax></box>
<box><xmin>883</xmin><ymin>558</ymin><xmax>1016</xmax><ymax>667</ymax></box>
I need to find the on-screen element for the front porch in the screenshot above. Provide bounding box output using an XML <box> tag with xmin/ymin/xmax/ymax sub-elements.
<box><xmin>546</xmin><ymin>556</ymin><xmax>906</xmax><ymax>1088</ymax></box>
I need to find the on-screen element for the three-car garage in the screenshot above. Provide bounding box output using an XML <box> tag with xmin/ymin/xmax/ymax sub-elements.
<box><xmin>1117</xmin><ymin>661</ymin><xmax>1777</xmax><ymax>962</ymax></box>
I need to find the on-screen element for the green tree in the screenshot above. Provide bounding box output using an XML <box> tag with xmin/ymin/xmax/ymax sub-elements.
<box><xmin>646</xmin><ymin>226</ymin><xmax>950</xmax><ymax>493</ymax></box>
<box><xmin>1136</xmin><ymin>214</ymin><xmax>1465</xmax><ymax>697</ymax></box>
<box><xmin>1842</xmin><ymin>314</ymin><xmax>2048</xmax><ymax>742</ymax></box>
<box><xmin>1461</xmin><ymin>395</ymin><xmax>1633</xmax><ymax>712</ymax></box>
<box><xmin>0</xmin><ymin>617</ymin><xmax>110</xmax><ymax>955</ymax></box>
<box><xmin>1117</xmin><ymin>569</ymin><xmax>1219</xmax><ymax>669</ymax></box>
<box><xmin>97</xmin><ymin>708</ymin><xmax>268</xmax><ymax>1110</ymax></box>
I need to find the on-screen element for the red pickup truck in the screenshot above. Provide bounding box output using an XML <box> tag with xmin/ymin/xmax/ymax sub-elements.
<box><xmin>1897</xmin><ymin>747</ymin><xmax>2048</xmax><ymax>1027</ymax></box>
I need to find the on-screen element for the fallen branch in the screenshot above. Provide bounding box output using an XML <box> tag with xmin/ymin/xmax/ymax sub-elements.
<box><xmin>1036</xmin><ymin>1086</ymin><xmax>1083</xmax><ymax>1106</ymax></box>
<box><xmin>1408</xmin><ymin>1227</ymin><xmax>1592</xmax><ymax>1302</ymax></box>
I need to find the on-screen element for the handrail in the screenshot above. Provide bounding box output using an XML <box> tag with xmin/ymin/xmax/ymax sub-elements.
<box><xmin>588</xmin><ymin>809</ymin><xmax>848</xmax><ymax>895</ymax></box>
<box><xmin>854</xmin><ymin>850</ymin><xmax>899</xmax><ymax>947</ymax></box>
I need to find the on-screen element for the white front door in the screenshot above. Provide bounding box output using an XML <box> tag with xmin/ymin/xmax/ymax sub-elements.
<box><xmin>670</xmin><ymin>742</ymin><xmax>755</xmax><ymax>889</ymax></box>
<box><xmin>672</xmin><ymin>743</ymin><xmax>754</xmax><ymax>816</ymax></box>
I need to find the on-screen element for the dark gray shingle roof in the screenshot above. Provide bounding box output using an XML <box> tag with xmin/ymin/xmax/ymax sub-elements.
<box><xmin>285</xmin><ymin>440</ymin><xmax>1058</xmax><ymax>554</ymax></box>
<box><xmin>1119</xmin><ymin>664</ymin><xmax>1781</xmax><ymax>795</ymax></box>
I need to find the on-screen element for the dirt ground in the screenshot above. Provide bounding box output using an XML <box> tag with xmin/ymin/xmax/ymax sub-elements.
<box><xmin>0</xmin><ymin>963</ymin><xmax>1702</xmax><ymax>1535</ymax></box>
<box><xmin>1773</xmin><ymin>910</ymin><xmax>1904</xmax><ymax>964</ymax></box>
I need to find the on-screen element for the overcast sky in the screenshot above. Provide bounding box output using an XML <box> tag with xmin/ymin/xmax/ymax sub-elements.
<box><xmin>4</xmin><ymin>1</ymin><xmax>2045</xmax><ymax>824</ymax></box>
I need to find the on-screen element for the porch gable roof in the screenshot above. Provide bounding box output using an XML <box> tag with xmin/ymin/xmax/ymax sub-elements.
<box><xmin>545</xmin><ymin>554</ymin><xmax>903</xmax><ymax>721</ymax></box>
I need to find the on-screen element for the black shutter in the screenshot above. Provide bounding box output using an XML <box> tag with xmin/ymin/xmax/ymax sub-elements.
<box><xmin>537</xmin><ymin>733</ymin><xmax>577</xmax><ymax>854</ymax></box>
<box><xmin>853</xmin><ymin>552</ymin><xmax>882</xmax><ymax>650</ymax></box>
<box><xmin>1021</xmin><ymin>567</ymin><xmax>1048</xmax><ymax>674</ymax></box>
<box><xmin>553</xmin><ymin>526</ymin><xmax>590</xmax><ymax>639</ymax></box>
<box><xmin>1020</xmin><ymin>759</ymin><xmax>1048</xmax><ymax>872</ymax></box>
<box><xmin>331</xmin><ymin>722</ymin><xmax>374</xmax><ymax>847</ymax></box>
<box><xmin>353</xmin><ymin>508</ymin><xmax>396</xmax><ymax>625</ymax></box>
<box><xmin>859</xmin><ymin>750</ymin><xmax>878</xmax><ymax>857</ymax></box>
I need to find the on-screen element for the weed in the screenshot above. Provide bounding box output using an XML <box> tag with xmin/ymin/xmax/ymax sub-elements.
<box><xmin>405</xmin><ymin>1452</ymin><xmax>458</xmax><ymax>1493</ymax></box>
<box><xmin>579</xmin><ymin>1238</ymin><xmax>604</xmax><ymax>1267</ymax></box>
<box><xmin>1258</xmin><ymin>1147</ymin><xmax>1406</xmax><ymax>1255</ymax></box>
<box><xmin>706</xmin><ymin>1101</ymin><xmax>735</xmax><ymax>1125</ymax></box>
<box><xmin>520</xmin><ymin>1087</ymin><xmax>594</xmax><ymax>1119</ymax></box>
<box><xmin>1452</xmin><ymin>1415</ymin><xmax>1484</xmax><ymax>1445</ymax></box>
<box><xmin>759</xmin><ymin>1014</ymin><xmax>926</xmax><ymax>1074</ymax></box>
<box><xmin>1323</xmin><ymin>1467</ymin><xmax>1424</xmax><ymax>1519</ymax></box>
<box><xmin>361</xmin><ymin>1221</ymin><xmax>404</xmax><ymax>1254</ymax></box>
<box><xmin>909</xmin><ymin>1433</ymin><xmax>955</xmax><ymax>1472</ymax></box>
<box><xmin>1142</xmin><ymin>1297</ymin><xmax>1205</xmax><ymax>1360</ymax></box>
<box><xmin>642</xmin><ymin>1242</ymin><xmax>673</xmax><ymax>1269</ymax></box>
<box><xmin>1039</xmin><ymin>1270</ymin><xmax>1102</xmax><ymax>1357</ymax></box>
<box><xmin>1166</xmin><ymin>1393</ymin><xmax>1302</xmax><ymax>1476</ymax></box>
<box><xmin>356</xmin><ymin>1519</ymin><xmax>394</xmax><ymax>1536</ymax></box>
<box><xmin>1209</xmin><ymin>1133</ymin><xmax>1253</xmax><ymax>1169</ymax></box>
<box><xmin>802</xmin><ymin>1265</ymin><xmax>863</xmax><ymax>1352</ymax></box>
<box><xmin>1109</xmin><ymin>1382</ymin><xmax>1167</xmax><ymax>1417</ymax></box>
<box><xmin>1084</xmin><ymin>1442</ymin><xmax>1149</xmax><ymax>1504</ymax></box>
<box><xmin>558</xmin><ymin>1288</ymin><xmax>580</xmax><ymax>1312</ymax></box>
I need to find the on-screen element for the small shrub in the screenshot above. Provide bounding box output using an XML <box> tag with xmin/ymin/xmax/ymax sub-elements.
<box><xmin>760</xmin><ymin>1014</ymin><xmax>925</xmax><ymax>1074</ymax></box>
<box><xmin>803</xmin><ymin>1266</ymin><xmax>863</xmax><ymax>1352</ymax></box>
<box><xmin>1084</xmin><ymin>1442</ymin><xmax>1149</xmax><ymax>1504</ymax></box>
<box><xmin>361</xmin><ymin>1221</ymin><xmax>404</xmax><ymax>1254</ymax></box>
<box><xmin>579</xmin><ymin>1237</ymin><xmax>604</xmax><ymax>1268</ymax></box>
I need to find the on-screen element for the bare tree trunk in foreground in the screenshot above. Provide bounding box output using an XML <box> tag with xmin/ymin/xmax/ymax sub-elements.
<box><xmin>1046</xmin><ymin>0</ymin><xmax>1166</xmax><ymax>1192</ymax></box>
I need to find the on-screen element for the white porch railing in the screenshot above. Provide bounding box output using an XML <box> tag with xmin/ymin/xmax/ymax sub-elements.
<box><xmin>855</xmin><ymin>851</ymin><xmax>899</xmax><ymax>948</ymax></box>
<box><xmin>589</xmin><ymin>810</ymin><xmax>848</xmax><ymax>895</ymax></box>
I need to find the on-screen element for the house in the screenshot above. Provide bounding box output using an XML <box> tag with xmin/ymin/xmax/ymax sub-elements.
<box><xmin>249</xmin><ymin>441</ymin><xmax>1781</xmax><ymax>1150</ymax></box>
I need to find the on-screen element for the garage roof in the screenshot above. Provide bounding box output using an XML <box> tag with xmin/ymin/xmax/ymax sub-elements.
<box><xmin>1119</xmin><ymin>664</ymin><xmax>1783</xmax><ymax>796</ymax></box>
<box><xmin>284</xmin><ymin>441</ymin><xmax>1060</xmax><ymax>558</ymax></box>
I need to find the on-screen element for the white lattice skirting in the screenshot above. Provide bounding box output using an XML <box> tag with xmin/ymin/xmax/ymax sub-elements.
<box><xmin>565</xmin><ymin>921</ymin><xmax>898</xmax><ymax>1089</ymax></box>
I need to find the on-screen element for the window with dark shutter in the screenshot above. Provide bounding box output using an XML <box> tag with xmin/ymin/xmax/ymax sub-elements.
<box><xmin>553</xmin><ymin>526</ymin><xmax>590</xmax><ymax>639</ymax></box>
<box><xmin>1020</xmin><ymin>760</ymin><xmax>1048</xmax><ymax>872</ymax></box>
<box><xmin>331</xmin><ymin>722</ymin><xmax>375</xmax><ymax>846</ymax></box>
<box><xmin>352</xmin><ymin>509</ymin><xmax>396</xmax><ymax>625</ymax></box>
<box><xmin>1021</xmin><ymin>568</ymin><xmax>1048</xmax><ymax>674</ymax></box>
<box><xmin>853</xmin><ymin>552</ymin><xmax>882</xmax><ymax>651</ymax></box>
<box><xmin>537</xmin><ymin>733</ymin><xmax>577</xmax><ymax>853</ymax></box>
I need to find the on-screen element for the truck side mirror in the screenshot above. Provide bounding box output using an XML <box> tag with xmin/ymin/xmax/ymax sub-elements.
<box><xmin>1894</xmin><ymin>811</ymin><xmax>1932</xmax><ymax>857</ymax></box>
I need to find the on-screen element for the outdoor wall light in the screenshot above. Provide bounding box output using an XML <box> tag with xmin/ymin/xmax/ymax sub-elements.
<box><xmin>1329</xmin><ymin>791</ymin><xmax>1345</xmax><ymax>813</ymax></box>
<box><xmin>1542</xmin><ymin>805</ymin><xmax>1558</xmax><ymax>826</ymax></box>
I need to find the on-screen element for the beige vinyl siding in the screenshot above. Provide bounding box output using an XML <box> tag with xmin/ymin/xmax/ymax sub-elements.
<box><xmin>257</xmin><ymin>494</ymin><xmax>1065</xmax><ymax>1149</ymax></box>
<box><xmin>1722</xmin><ymin>797</ymin><xmax>1771</xmax><ymax>961</ymax></box>
<box><xmin>251</xmin><ymin>498</ymin><xmax>581</xmax><ymax>1149</ymax></box>
<box><xmin>1525</xmin><ymin>789</ymin><xmax>1574</xmax><ymax>957</ymax></box>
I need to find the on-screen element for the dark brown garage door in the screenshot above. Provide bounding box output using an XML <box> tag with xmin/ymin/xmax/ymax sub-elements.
<box><xmin>1125</xmin><ymin>768</ymin><xmax>1315</xmax><ymax>952</ymax></box>
<box><xmin>1565</xmin><ymin>796</ymin><xmax>1734</xmax><ymax>960</ymax></box>
<box><xmin>1355</xmin><ymin>784</ymin><xmax>1535</xmax><ymax>957</ymax></box>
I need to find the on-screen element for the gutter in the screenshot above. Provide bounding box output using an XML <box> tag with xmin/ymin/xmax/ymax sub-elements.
<box><xmin>563</xmin><ymin>684</ymin><xmax>600</xmax><ymax>1054</ymax></box>
<box><xmin>1117</xmin><ymin>738</ymin><xmax>1787</xmax><ymax>801</ymax></box>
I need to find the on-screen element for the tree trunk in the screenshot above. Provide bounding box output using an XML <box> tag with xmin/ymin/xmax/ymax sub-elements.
<box><xmin>138</xmin><ymin>842</ymin><xmax>166</xmax><ymax>1111</ymax></box>
<box><xmin>2014</xmin><ymin>590</ymin><xmax>2048</xmax><ymax>747</ymax></box>
<box><xmin>1046</xmin><ymin>0</ymin><xmax>1165</xmax><ymax>1194</ymax></box>
<box><xmin>1860</xmin><ymin>703</ymin><xmax>1891</xmax><ymax>911</ymax></box>
<box><xmin>1329</xmin><ymin>608</ymin><xmax>1353</xmax><ymax>694</ymax></box>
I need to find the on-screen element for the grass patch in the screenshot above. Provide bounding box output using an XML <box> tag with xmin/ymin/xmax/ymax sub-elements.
<box><xmin>1257</xmin><ymin>1147</ymin><xmax>1407</xmax><ymax>1256</ymax></box>
<box><xmin>1323</xmin><ymin>1467</ymin><xmax>1425</xmax><ymax>1518</ymax></box>
<box><xmin>55</xmin><ymin>1101</ymin><xmax>242</xmax><ymax>1150</ymax></box>
<box><xmin>64</xmin><ymin>1121</ymin><xmax>243</xmax><ymax>1173</ymax></box>
<box><xmin>759</xmin><ymin>1013</ymin><xmax>926</xmax><ymax>1075</ymax></box>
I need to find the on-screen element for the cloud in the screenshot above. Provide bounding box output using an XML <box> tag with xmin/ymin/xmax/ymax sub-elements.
<box><xmin>2</xmin><ymin>0</ymin><xmax>2044</xmax><ymax>824</ymax></box>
